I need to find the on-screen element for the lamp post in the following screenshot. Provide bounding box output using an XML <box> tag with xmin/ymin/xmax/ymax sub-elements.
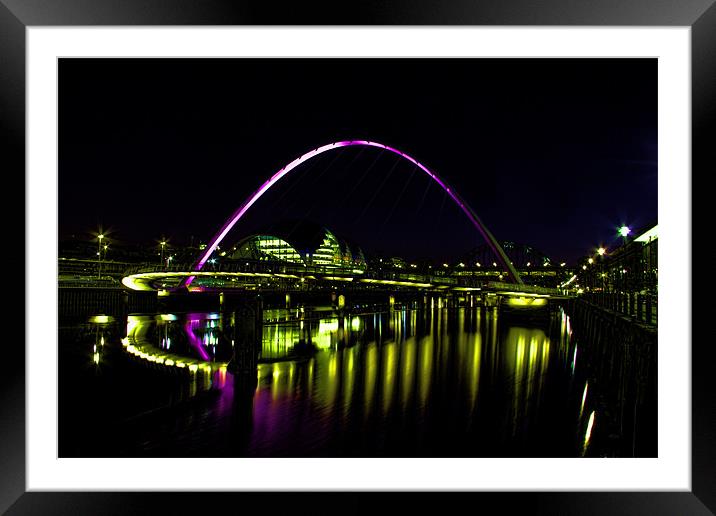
<box><xmin>97</xmin><ymin>234</ymin><xmax>104</xmax><ymax>279</ymax></box>
<box><xmin>160</xmin><ymin>240</ymin><xmax>167</xmax><ymax>265</ymax></box>
<box><xmin>596</xmin><ymin>247</ymin><xmax>606</xmax><ymax>292</ymax></box>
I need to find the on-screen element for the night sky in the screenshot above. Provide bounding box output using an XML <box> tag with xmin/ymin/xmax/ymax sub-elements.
<box><xmin>59</xmin><ymin>58</ymin><xmax>657</xmax><ymax>264</ymax></box>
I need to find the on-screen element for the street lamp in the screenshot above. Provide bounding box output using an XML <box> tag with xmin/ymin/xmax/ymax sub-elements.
<box><xmin>97</xmin><ymin>234</ymin><xmax>104</xmax><ymax>278</ymax></box>
<box><xmin>596</xmin><ymin>247</ymin><xmax>607</xmax><ymax>292</ymax></box>
<box><xmin>160</xmin><ymin>240</ymin><xmax>167</xmax><ymax>264</ymax></box>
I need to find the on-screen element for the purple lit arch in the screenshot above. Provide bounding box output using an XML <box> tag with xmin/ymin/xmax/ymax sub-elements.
<box><xmin>189</xmin><ymin>141</ymin><xmax>523</xmax><ymax>285</ymax></box>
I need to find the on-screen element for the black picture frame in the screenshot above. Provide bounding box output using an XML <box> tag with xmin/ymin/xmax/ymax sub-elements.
<box><xmin>3</xmin><ymin>1</ymin><xmax>713</xmax><ymax>514</ymax></box>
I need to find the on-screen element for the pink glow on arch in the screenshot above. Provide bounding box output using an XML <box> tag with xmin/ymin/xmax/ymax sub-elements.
<box><xmin>188</xmin><ymin>140</ymin><xmax>522</xmax><ymax>285</ymax></box>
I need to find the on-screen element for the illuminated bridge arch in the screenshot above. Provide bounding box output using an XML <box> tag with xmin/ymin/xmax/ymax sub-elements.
<box><xmin>190</xmin><ymin>140</ymin><xmax>523</xmax><ymax>285</ymax></box>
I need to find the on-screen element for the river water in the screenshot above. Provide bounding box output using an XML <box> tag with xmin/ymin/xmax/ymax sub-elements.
<box><xmin>59</xmin><ymin>305</ymin><xmax>613</xmax><ymax>457</ymax></box>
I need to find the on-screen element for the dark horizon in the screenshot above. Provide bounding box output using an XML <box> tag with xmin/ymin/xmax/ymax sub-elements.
<box><xmin>59</xmin><ymin>58</ymin><xmax>657</xmax><ymax>264</ymax></box>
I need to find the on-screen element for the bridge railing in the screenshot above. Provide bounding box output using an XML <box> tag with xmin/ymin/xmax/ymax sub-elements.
<box><xmin>121</xmin><ymin>261</ymin><xmax>362</xmax><ymax>278</ymax></box>
<box><xmin>58</xmin><ymin>276</ymin><xmax>121</xmax><ymax>289</ymax></box>
<box><xmin>581</xmin><ymin>291</ymin><xmax>657</xmax><ymax>326</ymax></box>
<box><xmin>485</xmin><ymin>281</ymin><xmax>560</xmax><ymax>295</ymax></box>
<box><xmin>118</xmin><ymin>262</ymin><xmax>570</xmax><ymax>294</ymax></box>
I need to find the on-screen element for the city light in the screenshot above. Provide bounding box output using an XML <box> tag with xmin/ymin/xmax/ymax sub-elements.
<box><xmin>160</xmin><ymin>239</ymin><xmax>167</xmax><ymax>265</ymax></box>
<box><xmin>588</xmin><ymin>258</ymin><xmax>594</xmax><ymax>264</ymax></box>
<box><xmin>597</xmin><ymin>247</ymin><xmax>606</xmax><ymax>256</ymax></box>
<box><xmin>97</xmin><ymin>233</ymin><xmax>104</xmax><ymax>279</ymax></box>
<box><xmin>618</xmin><ymin>225</ymin><xmax>631</xmax><ymax>237</ymax></box>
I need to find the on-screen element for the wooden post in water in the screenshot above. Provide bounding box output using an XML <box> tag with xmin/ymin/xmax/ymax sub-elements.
<box><xmin>229</xmin><ymin>296</ymin><xmax>262</xmax><ymax>376</ymax></box>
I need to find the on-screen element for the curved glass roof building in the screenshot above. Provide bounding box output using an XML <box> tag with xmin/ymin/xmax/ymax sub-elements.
<box><xmin>228</xmin><ymin>220</ymin><xmax>367</xmax><ymax>273</ymax></box>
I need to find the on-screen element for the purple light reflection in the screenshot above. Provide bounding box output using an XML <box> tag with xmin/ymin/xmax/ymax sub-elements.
<box><xmin>184</xmin><ymin>315</ymin><xmax>211</xmax><ymax>362</ymax></box>
<box><xmin>188</xmin><ymin>140</ymin><xmax>522</xmax><ymax>285</ymax></box>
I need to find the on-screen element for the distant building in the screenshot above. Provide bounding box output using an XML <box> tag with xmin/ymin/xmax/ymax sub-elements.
<box><xmin>579</xmin><ymin>223</ymin><xmax>658</xmax><ymax>294</ymax></box>
<box><xmin>227</xmin><ymin>220</ymin><xmax>367</xmax><ymax>273</ymax></box>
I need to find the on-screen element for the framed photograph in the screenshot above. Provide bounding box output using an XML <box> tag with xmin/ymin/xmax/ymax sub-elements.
<box><xmin>4</xmin><ymin>0</ymin><xmax>714</xmax><ymax>513</ymax></box>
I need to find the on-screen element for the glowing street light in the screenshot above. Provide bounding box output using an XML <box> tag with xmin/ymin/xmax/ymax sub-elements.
<box><xmin>618</xmin><ymin>225</ymin><xmax>631</xmax><ymax>238</ymax></box>
<box><xmin>588</xmin><ymin>258</ymin><xmax>594</xmax><ymax>264</ymax></box>
<box><xmin>160</xmin><ymin>240</ymin><xmax>167</xmax><ymax>264</ymax></box>
<box><xmin>597</xmin><ymin>247</ymin><xmax>606</xmax><ymax>256</ymax></box>
<box><xmin>97</xmin><ymin>233</ymin><xmax>104</xmax><ymax>279</ymax></box>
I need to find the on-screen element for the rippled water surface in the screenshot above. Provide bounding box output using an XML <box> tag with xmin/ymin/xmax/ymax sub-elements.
<box><xmin>60</xmin><ymin>306</ymin><xmax>605</xmax><ymax>457</ymax></box>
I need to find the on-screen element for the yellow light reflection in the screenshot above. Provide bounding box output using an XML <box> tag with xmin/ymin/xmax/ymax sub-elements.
<box><xmin>418</xmin><ymin>336</ymin><xmax>434</xmax><ymax>413</ymax></box>
<box><xmin>580</xmin><ymin>382</ymin><xmax>589</xmax><ymax>418</ymax></box>
<box><xmin>401</xmin><ymin>337</ymin><xmax>417</xmax><ymax>408</ymax></box>
<box><xmin>583</xmin><ymin>410</ymin><xmax>596</xmax><ymax>456</ymax></box>
<box><xmin>364</xmin><ymin>343</ymin><xmax>378</xmax><ymax>418</ymax></box>
<box><xmin>382</xmin><ymin>343</ymin><xmax>397</xmax><ymax>415</ymax></box>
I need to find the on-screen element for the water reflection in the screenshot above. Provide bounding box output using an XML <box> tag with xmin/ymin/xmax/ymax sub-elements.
<box><xmin>83</xmin><ymin>305</ymin><xmax>596</xmax><ymax>456</ymax></box>
<box><xmin>87</xmin><ymin>315</ymin><xmax>114</xmax><ymax>367</ymax></box>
